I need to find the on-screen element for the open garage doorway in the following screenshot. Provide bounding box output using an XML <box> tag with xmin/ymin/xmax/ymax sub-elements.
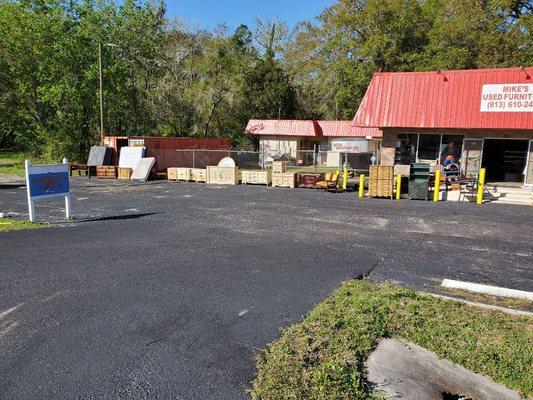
<box><xmin>481</xmin><ymin>139</ymin><xmax>529</xmax><ymax>183</ymax></box>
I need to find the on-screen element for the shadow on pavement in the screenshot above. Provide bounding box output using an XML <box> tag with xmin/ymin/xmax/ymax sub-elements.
<box><xmin>76</xmin><ymin>212</ymin><xmax>161</xmax><ymax>223</ymax></box>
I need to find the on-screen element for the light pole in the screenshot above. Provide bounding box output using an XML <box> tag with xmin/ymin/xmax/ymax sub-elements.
<box><xmin>98</xmin><ymin>43</ymin><xmax>118</xmax><ymax>145</ymax></box>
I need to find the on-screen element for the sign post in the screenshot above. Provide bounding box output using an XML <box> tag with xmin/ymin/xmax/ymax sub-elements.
<box><xmin>25</xmin><ymin>159</ymin><xmax>71</xmax><ymax>222</ymax></box>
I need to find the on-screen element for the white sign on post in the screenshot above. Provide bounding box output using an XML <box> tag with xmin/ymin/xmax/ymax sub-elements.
<box><xmin>480</xmin><ymin>84</ymin><xmax>533</xmax><ymax>112</ymax></box>
<box><xmin>330</xmin><ymin>138</ymin><xmax>369</xmax><ymax>153</ymax></box>
<box><xmin>25</xmin><ymin>159</ymin><xmax>71</xmax><ymax>222</ymax></box>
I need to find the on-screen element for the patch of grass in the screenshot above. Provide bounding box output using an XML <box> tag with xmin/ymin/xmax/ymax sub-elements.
<box><xmin>250</xmin><ymin>281</ymin><xmax>532</xmax><ymax>399</ymax></box>
<box><xmin>0</xmin><ymin>218</ymin><xmax>45</xmax><ymax>232</ymax></box>
<box><xmin>0</xmin><ymin>149</ymin><xmax>34</xmax><ymax>176</ymax></box>
<box><xmin>440</xmin><ymin>286</ymin><xmax>533</xmax><ymax>312</ymax></box>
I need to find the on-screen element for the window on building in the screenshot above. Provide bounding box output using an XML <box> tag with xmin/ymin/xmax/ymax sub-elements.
<box><xmin>395</xmin><ymin>134</ymin><xmax>418</xmax><ymax>165</ymax></box>
<box><xmin>417</xmin><ymin>135</ymin><xmax>441</xmax><ymax>160</ymax></box>
<box><xmin>395</xmin><ymin>133</ymin><xmax>465</xmax><ymax>165</ymax></box>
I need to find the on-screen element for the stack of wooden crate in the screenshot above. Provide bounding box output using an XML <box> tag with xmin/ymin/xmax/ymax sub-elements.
<box><xmin>96</xmin><ymin>166</ymin><xmax>118</xmax><ymax>179</ymax></box>
<box><xmin>368</xmin><ymin>165</ymin><xmax>394</xmax><ymax>198</ymax></box>
<box><xmin>271</xmin><ymin>161</ymin><xmax>296</xmax><ymax>188</ymax></box>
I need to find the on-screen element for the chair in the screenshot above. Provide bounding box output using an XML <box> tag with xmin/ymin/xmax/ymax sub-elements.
<box><xmin>315</xmin><ymin>172</ymin><xmax>339</xmax><ymax>192</ymax></box>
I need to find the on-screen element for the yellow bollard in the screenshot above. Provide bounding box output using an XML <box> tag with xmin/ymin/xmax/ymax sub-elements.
<box><xmin>396</xmin><ymin>174</ymin><xmax>402</xmax><ymax>200</ymax></box>
<box><xmin>433</xmin><ymin>170</ymin><xmax>441</xmax><ymax>202</ymax></box>
<box><xmin>477</xmin><ymin>168</ymin><xmax>486</xmax><ymax>205</ymax></box>
<box><xmin>359</xmin><ymin>174</ymin><xmax>365</xmax><ymax>198</ymax></box>
<box><xmin>342</xmin><ymin>168</ymin><xmax>348</xmax><ymax>191</ymax></box>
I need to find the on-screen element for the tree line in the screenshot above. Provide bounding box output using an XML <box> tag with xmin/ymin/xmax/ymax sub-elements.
<box><xmin>0</xmin><ymin>0</ymin><xmax>531</xmax><ymax>161</ymax></box>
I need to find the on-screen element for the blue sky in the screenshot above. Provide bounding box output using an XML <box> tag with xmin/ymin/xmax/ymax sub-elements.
<box><xmin>164</xmin><ymin>0</ymin><xmax>334</xmax><ymax>31</ymax></box>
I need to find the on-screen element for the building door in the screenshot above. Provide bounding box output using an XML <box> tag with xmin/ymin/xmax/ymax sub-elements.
<box><xmin>461</xmin><ymin>139</ymin><xmax>484</xmax><ymax>179</ymax></box>
<box><xmin>482</xmin><ymin>139</ymin><xmax>529</xmax><ymax>183</ymax></box>
<box><xmin>525</xmin><ymin>140</ymin><xmax>533</xmax><ymax>186</ymax></box>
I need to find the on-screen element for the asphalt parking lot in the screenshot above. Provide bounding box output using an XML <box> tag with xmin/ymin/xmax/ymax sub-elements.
<box><xmin>1</xmin><ymin>178</ymin><xmax>532</xmax><ymax>399</ymax></box>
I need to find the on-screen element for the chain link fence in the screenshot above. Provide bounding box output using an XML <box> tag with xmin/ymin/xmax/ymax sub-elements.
<box><xmin>154</xmin><ymin>148</ymin><xmax>375</xmax><ymax>175</ymax></box>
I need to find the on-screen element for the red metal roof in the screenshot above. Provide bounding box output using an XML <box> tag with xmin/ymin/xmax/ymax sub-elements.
<box><xmin>353</xmin><ymin>67</ymin><xmax>533</xmax><ymax>130</ymax></box>
<box><xmin>245</xmin><ymin>119</ymin><xmax>382</xmax><ymax>138</ymax></box>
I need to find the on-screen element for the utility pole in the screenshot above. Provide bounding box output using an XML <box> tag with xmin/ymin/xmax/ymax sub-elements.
<box><xmin>98</xmin><ymin>43</ymin><xmax>104</xmax><ymax>145</ymax></box>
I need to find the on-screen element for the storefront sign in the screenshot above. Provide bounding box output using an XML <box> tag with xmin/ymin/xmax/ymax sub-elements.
<box><xmin>25</xmin><ymin>160</ymin><xmax>71</xmax><ymax>222</ymax></box>
<box><xmin>331</xmin><ymin>138</ymin><xmax>368</xmax><ymax>153</ymax></box>
<box><xmin>480</xmin><ymin>84</ymin><xmax>533</xmax><ymax>112</ymax></box>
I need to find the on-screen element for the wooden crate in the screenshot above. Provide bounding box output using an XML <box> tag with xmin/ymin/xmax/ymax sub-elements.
<box><xmin>272</xmin><ymin>172</ymin><xmax>296</xmax><ymax>188</ymax></box>
<box><xmin>368</xmin><ymin>166</ymin><xmax>394</xmax><ymax>198</ymax></box>
<box><xmin>191</xmin><ymin>168</ymin><xmax>207</xmax><ymax>183</ymax></box>
<box><xmin>176</xmin><ymin>167</ymin><xmax>192</xmax><ymax>181</ymax></box>
<box><xmin>118</xmin><ymin>167</ymin><xmax>133</xmax><ymax>180</ymax></box>
<box><xmin>272</xmin><ymin>161</ymin><xmax>287</xmax><ymax>174</ymax></box>
<box><xmin>206</xmin><ymin>166</ymin><xmax>239</xmax><ymax>185</ymax></box>
<box><xmin>96</xmin><ymin>166</ymin><xmax>117</xmax><ymax>179</ymax></box>
<box><xmin>167</xmin><ymin>168</ymin><xmax>179</xmax><ymax>180</ymax></box>
<box><xmin>241</xmin><ymin>170</ymin><xmax>272</xmax><ymax>185</ymax></box>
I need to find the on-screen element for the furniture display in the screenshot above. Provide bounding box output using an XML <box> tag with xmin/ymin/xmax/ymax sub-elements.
<box><xmin>118</xmin><ymin>167</ymin><xmax>133</xmax><ymax>180</ymax></box>
<box><xmin>272</xmin><ymin>161</ymin><xmax>287</xmax><ymax>174</ymax></box>
<box><xmin>368</xmin><ymin>165</ymin><xmax>394</xmax><ymax>198</ymax></box>
<box><xmin>408</xmin><ymin>163</ymin><xmax>430</xmax><ymax>200</ymax></box>
<box><xmin>271</xmin><ymin>172</ymin><xmax>296</xmax><ymax>188</ymax></box>
<box><xmin>191</xmin><ymin>168</ymin><xmax>207</xmax><ymax>183</ymax></box>
<box><xmin>206</xmin><ymin>166</ymin><xmax>239</xmax><ymax>185</ymax></box>
<box><xmin>96</xmin><ymin>166</ymin><xmax>118</xmax><ymax>179</ymax></box>
<box><xmin>315</xmin><ymin>173</ymin><xmax>340</xmax><ymax>192</ymax></box>
<box><xmin>241</xmin><ymin>170</ymin><xmax>272</xmax><ymax>185</ymax></box>
<box><xmin>297</xmin><ymin>173</ymin><xmax>324</xmax><ymax>189</ymax></box>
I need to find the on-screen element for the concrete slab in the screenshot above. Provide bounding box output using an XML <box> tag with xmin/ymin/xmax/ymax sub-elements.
<box><xmin>366</xmin><ymin>339</ymin><xmax>520</xmax><ymax>400</ymax></box>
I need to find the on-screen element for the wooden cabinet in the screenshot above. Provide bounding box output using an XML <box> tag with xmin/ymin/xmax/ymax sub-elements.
<box><xmin>206</xmin><ymin>166</ymin><xmax>239</xmax><ymax>185</ymax></box>
<box><xmin>272</xmin><ymin>161</ymin><xmax>287</xmax><ymax>174</ymax></box>
<box><xmin>272</xmin><ymin>172</ymin><xmax>296</xmax><ymax>188</ymax></box>
<box><xmin>297</xmin><ymin>173</ymin><xmax>324</xmax><ymax>188</ymax></box>
<box><xmin>118</xmin><ymin>167</ymin><xmax>133</xmax><ymax>180</ymax></box>
<box><xmin>176</xmin><ymin>167</ymin><xmax>192</xmax><ymax>181</ymax></box>
<box><xmin>369</xmin><ymin>166</ymin><xmax>394</xmax><ymax>198</ymax></box>
<box><xmin>241</xmin><ymin>170</ymin><xmax>272</xmax><ymax>185</ymax></box>
<box><xmin>191</xmin><ymin>168</ymin><xmax>207</xmax><ymax>183</ymax></box>
<box><xmin>167</xmin><ymin>168</ymin><xmax>178</xmax><ymax>180</ymax></box>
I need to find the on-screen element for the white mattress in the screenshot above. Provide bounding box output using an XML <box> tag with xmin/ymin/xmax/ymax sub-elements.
<box><xmin>119</xmin><ymin>147</ymin><xmax>146</xmax><ymax>169</ymax></box>
<box><xmin>131</xmin><ymin>158</ymin><xmax>156</xmax><ymax>181</ymax></box>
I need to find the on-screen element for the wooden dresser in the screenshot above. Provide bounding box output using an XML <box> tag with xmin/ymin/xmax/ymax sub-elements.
<box><xmin>191</xmin><ymin>168</ymin><xmax>207</xmax><ymax>183</ymax></box>
<box><xmin>241</xmin><ymin>170</ymin><xmax>272</xmax><ymax>185</ymax></box>
<box><xmin>206</xmin><ymin>166</ymin><xmax>239</xmax><ymax>185</ymax></box>
<box><xmin>272</xmin><ymin>172</ymin><xmax>296</xmax><ymax>188</ymax></box>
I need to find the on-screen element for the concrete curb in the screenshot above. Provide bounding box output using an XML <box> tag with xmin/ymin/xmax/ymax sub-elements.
<box><xmin>441</xmin><ymin>279</ymin><xmax>533</xmax><ymax>301</ymax></box>
<box><xmin>428</xmin><ymin>293</ymin><xmax>533</xmax><ymax>317</ymax></box>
